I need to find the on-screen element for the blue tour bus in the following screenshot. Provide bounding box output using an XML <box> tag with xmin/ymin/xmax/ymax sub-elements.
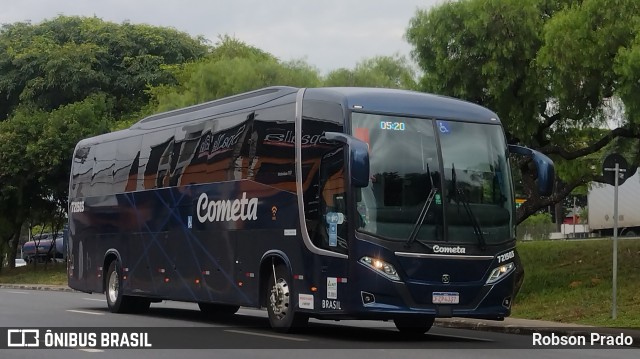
<box><xmin>67</xmin><ymin>87</ymin><xmax>554</xmax><ymax>333</ymax></box>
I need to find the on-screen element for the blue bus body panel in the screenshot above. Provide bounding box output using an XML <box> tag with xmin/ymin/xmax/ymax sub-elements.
<box><xmin>68</xmin><ymin>180</ymin><xmax>303</xmax><ymax>306</ymax></box>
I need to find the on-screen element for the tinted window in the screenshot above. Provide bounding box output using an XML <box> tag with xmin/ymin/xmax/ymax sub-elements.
<box><xmin>71</xmin><ymin>146</ymin><xmax>94</xmax><ymax>199</ymax></box>
<box><xmin>172</xmin><ymin>122</ymin><xmax>203</xmax><ymax>186</ymax></box>
<box><xmin>352</xmin><ymin>113</ymin><xmax>514</xmax><ymax>247</ymax></box>
<box><xmin>300</xmin><ymin>99</ymin><xmax>345</xmax><ymax>248</ymax></box>
<box><xmin>140</xmin><ymin>129</ymin><xmax>175</xmax><ymax>189</ymax></box>
<box><xmin>179</xmin><ymin>112</ymin><xmax>252</xmax><ymax>185</ymax></box>
<box><xmin>90</xmin><ymin>141</ymin><xmax>117</xmax><ymax>196</ymax></box>
<box><xmin>314</xmin><ymin>147</ymin><xmax>347</xmax><ymax>253</ymax></box>
<box><xmin>352</xmin><ymin>113</ymin><xmax>442</xmax><ymax>242</ymax></box>
<box><xmin>113</xmin><ymin>136</ymin><xmax>142</xmax><ymax>193</ymax></box>
<box><xmin>252</xmin><ymin>104</ymin><xmax>296</xmax><ymax>191</ymax></box>
<box><xmin>439</xmin><ymin>121</ymin><xmax>513</xmax><ymax>243</ymax></box>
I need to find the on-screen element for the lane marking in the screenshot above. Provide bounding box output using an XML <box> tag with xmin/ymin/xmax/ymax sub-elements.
<box><xmin>83</xmin><ymin>297</ymin><xmax>107</xmax><ymax>302</ymax></box>
<box><xmin>66</xmin><ymin>309</ymin><xmax>105</xmax><ymax>316</ymax></box>
<box><xmin>77</xmin><ymin>348</ymin><xmax>104</xmax><ymax>353</ymax></box>
<box><xmin>225</xmin><ymin>329</ymin><xmax>308</xmax><ymax>342</ymax></box>
<box><xmin>7</xmin><ymin>291</ymin><xmax>29</xmax><ymax>294</ymax></box>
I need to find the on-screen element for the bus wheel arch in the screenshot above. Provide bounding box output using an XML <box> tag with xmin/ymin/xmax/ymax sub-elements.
<box><xmin>258</xmin><ymin>251</ymin><xmax>290</xmax><ymax>308</ymax></box>
<box><xmin>259</xmin><ymin>253</ymin><xmax>308</xmax><ymax>332</ymax></box>
<box><xmin>102</xmin><ymin>251</ymin><xmax>120</xmax><ymax>293</ymax></box>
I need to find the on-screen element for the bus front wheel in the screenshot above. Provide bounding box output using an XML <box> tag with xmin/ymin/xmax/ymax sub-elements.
<box><xmin>266</xmin><ymin>264</ymin><xmax>308</xmax><ymax>332</ymax></box>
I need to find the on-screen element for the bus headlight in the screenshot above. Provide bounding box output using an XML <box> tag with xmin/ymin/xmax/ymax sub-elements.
<box><xmin>359</xmin><ymin>256</ymin><xmax>400</xmax><ymax>281</ymax></box>
<box><xmin>486</xmin><ymin>262</ymin><xmax>515</xmax><ymax>285</ymax></box>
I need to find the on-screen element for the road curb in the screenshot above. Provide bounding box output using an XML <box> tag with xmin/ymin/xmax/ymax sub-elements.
<box><xmin>0</xmin><ymin>284</ymin><xmax>76</xmax><ymax>292</ymax></box>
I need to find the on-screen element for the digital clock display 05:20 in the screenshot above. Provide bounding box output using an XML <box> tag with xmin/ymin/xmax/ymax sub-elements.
<box><xmin>380</xmin><ymin>121</ymin><xmax>405</xmax><ymax>131</ymax></box>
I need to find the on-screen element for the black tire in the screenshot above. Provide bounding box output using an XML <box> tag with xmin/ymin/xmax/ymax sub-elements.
<box><xmin>105</xmin><ymin>261</ymin><xmax>144</xmax><ymax>313</ymax></box>
<box><xmin>198</xmin><ymin>303</ymin><xmax>240</xmax><ymax>319</ymax></box>
<box><xmin>265</xmin><ymin>264</ymin><xmax>308</xmax><ymax>332</ymax></box>
<box><xmin>393</xmin><ymin>316</ymin><xmax>435</xmax><ymax>335</ymax></box>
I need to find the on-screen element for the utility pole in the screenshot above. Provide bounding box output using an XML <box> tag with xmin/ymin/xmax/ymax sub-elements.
<box><xmin>602</xmin><ymin>154</ymin><xmax>628</xmax><ymax>320</ymax></box>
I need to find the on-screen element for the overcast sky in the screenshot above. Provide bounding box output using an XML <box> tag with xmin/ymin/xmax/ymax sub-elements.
<box><xmin>0</xmin><ymin>0</ymin><xmax>441</xmax><ymax>74</ymax></box>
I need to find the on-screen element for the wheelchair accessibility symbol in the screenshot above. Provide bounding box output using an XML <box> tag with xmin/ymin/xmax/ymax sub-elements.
<box><xmin>438</xmin><ymin>121</ymin><xmax>450</xmax><ymax>134</ymax></box>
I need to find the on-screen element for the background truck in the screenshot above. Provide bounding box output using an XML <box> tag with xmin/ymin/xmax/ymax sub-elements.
<box><xmin>22</xmin><ymin>230</ymin><xmax>67</xmax><ymax>263</ymax></box>
<box><xmin>588</xmin><ymin>171</ymin><xmax>640</xmax><ymax>237</ymax></box>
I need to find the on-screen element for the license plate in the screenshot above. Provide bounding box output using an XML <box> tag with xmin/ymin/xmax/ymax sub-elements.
<box><xmin>432</xmin><ymin>292</ymin><xmax>459</xmax><ymax>304</ymax></box>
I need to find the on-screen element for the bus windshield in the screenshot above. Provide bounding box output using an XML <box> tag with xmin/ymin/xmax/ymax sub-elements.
<box><xmin>352</xmin><ymin>112</ymin><xmax>514</xmax><ymax>247</ymax></box>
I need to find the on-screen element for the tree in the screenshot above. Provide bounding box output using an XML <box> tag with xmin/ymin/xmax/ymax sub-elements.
<box><xmin>0</xmin><ymin>16</ymin><xmax>209</xmax><ymax>268</ymax></box>
<box><xmin>406</xmin><ymin>0</ymin><xmax>640</xmax><ymax>223</ymax></box>
<box><xmin>148</xmin><ymin>37</ymin><xmax>322</xmax><ymax>112</ymax></box>
<box><xmin>0</xmin><ymin>15</ymin><xmax>209</xmax><ymax>121</ymax></box>
<box><xmin>324</xmin><ymin>55</ymin><xmax>418</xmax><ymax>89</ymax></box>
<box><xmin>149</xmin><ymin>37</ymin><xmax>420</xmax><ymax>115</ymax></box>
<box><xmin>0</xmin><ymin>96</ymin><xmax>111</xmax><ymax>269</ymax></box>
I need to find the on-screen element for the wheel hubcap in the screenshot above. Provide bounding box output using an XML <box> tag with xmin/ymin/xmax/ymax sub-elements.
<box><xmin>108</xmin><ymin>270</ymin><xmax>119</xmax><ymax>304</ymax></box>
<box><xmin>269</xmin><ymin>277</ymin><xmax>290</xmax><ymax>320</ymax></box>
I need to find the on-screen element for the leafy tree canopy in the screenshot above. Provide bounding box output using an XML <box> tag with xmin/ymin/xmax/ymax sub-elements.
<box><xmin>149</xmin><ymin>37</ymin><xmax>419</xmax><ymax>115</ymax></box>
<box><xmin>0</xmin><ymin>15</ymin><xmax>209</xmax><ymax>121</ymax></box>
<box><xmin>324</xmin><ymin>54</ymin><xmax>418</xmax><ymax>89</ymax></box>
<box><xmin>147</xmin><ymin>37</ymin><xmax>322</xmax><ymax>113</ymax></box>
<box><xmin>0</xmin><ymin>15</ymin><xmax>209</xmax><ymax>268</ymax></box>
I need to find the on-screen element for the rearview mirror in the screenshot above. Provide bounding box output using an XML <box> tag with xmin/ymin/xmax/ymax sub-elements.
<box><xmin>509</xmin><ymin>145</ymin><xmax>555</xmax><ymax>196</ymax></box>
<box><xmin>324</xmin><ymin>132</ymin><xmax>370</xmax><ymax>188</ymax></box>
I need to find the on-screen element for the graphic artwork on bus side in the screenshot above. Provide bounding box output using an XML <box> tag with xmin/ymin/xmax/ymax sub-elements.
<box><xmin>197</xmin><ymin>124</ymin><xmax>246</xmax><ymax>159</ymax></box>
<box><xmin>196</xmin><ymin>192</ymin><xmax>259</xmax><ymax>223</ymax></box>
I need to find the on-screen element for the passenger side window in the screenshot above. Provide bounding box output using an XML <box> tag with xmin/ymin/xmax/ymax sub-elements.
<box><xmin>91</xmin><ymin>142</ymin><xmax>116</xmax><ymax>196</ymax></box>
<box><xmin>71</xmin><ymin>146</ymin><xmax>93</xmax><ymax>198</ymax></box>
<box><xmin>313</xmin><ymin>147</ymin><xmax>348</xmax><ymax>254</ymax></box>
<box><xmin>300</xmin><ymin>99</ymin><xmax>344</xmax><ymax>246</ymax></box>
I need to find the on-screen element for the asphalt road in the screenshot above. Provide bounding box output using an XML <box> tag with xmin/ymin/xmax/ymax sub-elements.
<box><xmin>0</xmin><ymin>288</ymin><xmax>636</xmax><ymax>358</ymax></box>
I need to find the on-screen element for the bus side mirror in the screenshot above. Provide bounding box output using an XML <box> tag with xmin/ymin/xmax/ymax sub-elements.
<box><xmin>509</xmin><ymin>145</ymin><xmax>555</xmax><ymax>196</ymax></box>
<box><xmin>324</xmin><ymin>132</ymin><xmax>370</xmax><ymax>188</ymax></box>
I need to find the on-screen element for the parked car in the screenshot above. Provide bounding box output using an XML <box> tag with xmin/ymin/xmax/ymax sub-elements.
<box><xmin>22</xmin><ymin>233</ymin><xmax>64</xmax><ymax>263</ymax></box>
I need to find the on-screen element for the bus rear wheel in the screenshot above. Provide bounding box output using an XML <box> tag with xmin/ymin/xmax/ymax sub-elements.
<box><xmin>393</xmin><ymin>316</ymin><xmax>435</xmax><ymax>335</ymax></box>
<box><xmin>105</xmin><ymin>261</ymin><xmax>149</xmax><ymax>313</ymax></box>
<box><xmin>266</xmin><ymin>264</ymin><xmax>308</xmax><ymax>332</ymax></box>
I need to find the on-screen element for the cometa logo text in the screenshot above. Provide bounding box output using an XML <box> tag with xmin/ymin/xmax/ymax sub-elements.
<box><xmin>196</xmin><ymin>192</ymin><xmax>258</xmax><ymax>223</ymax></box>
<box><xmin>432</xmin><ymin>245</ymin><xmax>466</xmax><ymax>254</ymax></box>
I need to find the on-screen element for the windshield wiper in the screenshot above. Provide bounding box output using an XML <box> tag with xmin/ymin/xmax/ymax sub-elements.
<box><xmin>451</xmin><ymin>164</ymin><xmax>487</xmax><ymax>250</ymax></box>
<box><xmin>405</xmin><ymin>188</ymin><xmax>437</xmax><ymax>249</ymax></box>
<box><xmin>406</xmin><ymin>164</ymin><xmax>438</xmax><ymax>249</ymax></box>
<box><xmin>456</xmin><ymin>188</ymin><xmax>487</xmax><ymax>250</ymax></box>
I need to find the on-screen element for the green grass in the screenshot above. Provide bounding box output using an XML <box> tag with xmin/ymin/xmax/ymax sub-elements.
<box><xmin>0</xmin><ymin>263</ymin><xmax>67</xmax><ymax>285</ymax></box>
<box><xmin>514</xmin><ymin>238</ymin><xmax>640</xmax><ymax>327</ymax></box>
<box><xmin>1</xmin><ymin>239</ymin><xmax>639</xmax><ymax>327</ymax></box>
